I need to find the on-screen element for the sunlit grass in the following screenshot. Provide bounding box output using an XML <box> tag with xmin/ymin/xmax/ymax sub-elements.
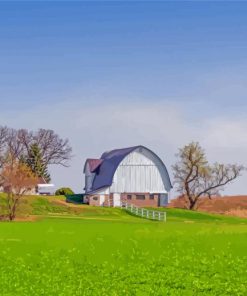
<box><xmin>0</xmin><ymin>213</ymin><xmax>246</xmax><ymax>295</ymax></box>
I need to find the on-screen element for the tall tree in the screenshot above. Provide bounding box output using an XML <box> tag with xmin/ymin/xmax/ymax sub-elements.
<box><xmin>0</xmin><ymin>126</ymin><xmax>8</xmax><ymax>169</ymax></box>
<box><xmin>0</xmin><ymin>126</ymin><xmax>72</xmax><ymax>195</ymax></box>
<box><xmin>0</xmin><ymin>126</ymin><xmax>72</xmax><ymax>175</ymax></box>
<box><xmin>24</xmin><ymin>143</ymin><xmax>51</xmax><ymax>183</ymax></box>
<box><xmin>20</xmin><ymin>128</ymin><xmax>72</xmax><ymax>167</ymax></box>
<box><xmin>0</xmin><ymin>126</ymin><xmax>26</xmax><ymax>169</ymax></box>
<box><xmin>173</xmin><ymin>142</ymin><xmax>245</xmax><ymax>210</ymax></box>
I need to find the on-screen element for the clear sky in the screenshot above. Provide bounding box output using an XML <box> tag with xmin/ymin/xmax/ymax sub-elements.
<box><xmin>1</xmin><ymin>2</ymin><xmax>247</xmax><ymax>194</ymax></box>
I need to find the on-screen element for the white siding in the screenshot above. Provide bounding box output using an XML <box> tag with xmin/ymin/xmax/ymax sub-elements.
<box><xmin>113</xmin><ymin>193</ymin><xmax>121</xmax><ymax>207</ymax></box>
<box><xmin>110</xmin><ymin>150</ymin><xmax>167</xmax><ymax>193</ymax></box>
<box><xmin>99</xmin><ymin>195</ymin><xmax>105</xmax><ymax>206</ymax></box>
<box><xmin>90</xmin><ymin>187</ymin><xmax>110</xmax><ymax>195</ymax></box>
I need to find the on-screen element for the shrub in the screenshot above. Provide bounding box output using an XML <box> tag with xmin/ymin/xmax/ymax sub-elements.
<box><xmin>55</xmin><ymin>187</ymin><xmax>74</xmax><ymax>196</ymax></box>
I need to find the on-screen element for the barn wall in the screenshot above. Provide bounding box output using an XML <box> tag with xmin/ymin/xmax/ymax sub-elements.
<box><xmin>110</xmin><ymin>151</ymin><xmax>167</xmax><ymax>193</ymax></box>
<box><xmin>87</xmin><ymin>194</ymin><xmax>112</xmax><ymax>206</ymax></box>
<box><xmin>121</xmin><ymin>193</ymin><xmax>159</xmax><ymax>207</ymax></box>
<box><xmin>88</xmin><ymin>195</ymin><xmax>101</xmax><ymax>206</ymax></box>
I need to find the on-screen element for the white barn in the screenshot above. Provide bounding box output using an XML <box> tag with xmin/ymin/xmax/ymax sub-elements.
<box><xmin>83</xmin><ymin>145</ymin><xmax>172</xmax><ymax>207</ymax></box>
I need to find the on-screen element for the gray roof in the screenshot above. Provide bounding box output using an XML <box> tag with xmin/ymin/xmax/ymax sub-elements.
<box><xmin>85</xmin><ymin>145</ymin><xmax>172</xmax><ymax>193</ymax></box>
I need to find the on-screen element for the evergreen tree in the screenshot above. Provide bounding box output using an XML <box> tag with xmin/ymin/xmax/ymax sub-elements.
<box><xmin>25</xmin><ymin>143</ymin><xmax>51</xmax><ymax>183</ymax></box>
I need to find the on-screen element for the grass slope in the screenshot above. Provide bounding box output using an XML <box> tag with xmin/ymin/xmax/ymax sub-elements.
<box><xmin>1</xmin><ymin>194</ymin><xmax>246</xmax><ymax>223</ymax></box>
<box><xmin>0</xmin><ymin>194</ymin><xmax>246</xmax><ymax>295</ymax></box>
<box><xmin>0</xmin><ymin>194</ymin><xmax>136</xmax><ymax>221</ymax></box>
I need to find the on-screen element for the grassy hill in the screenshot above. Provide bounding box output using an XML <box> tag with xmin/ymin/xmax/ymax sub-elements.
<box><xmin>0</xmin><ymin>194</ymin><xmax>133</xmax><ymax>221</ymax></box>
<box><xmin>1</xmin><ymin>193</ymin><xmax>247</xmax><ymax>224</ymax></box>
<box><xmin>0</xmin><ymin>194</ymin><xmax>246</xmax><ymax>295</ymax></box>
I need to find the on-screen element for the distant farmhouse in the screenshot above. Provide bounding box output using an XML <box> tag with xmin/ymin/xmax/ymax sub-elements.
<box><xmin>84</xmin><ymin>145</ymin><xmax>172</xmax><ymax>207</ymax></box>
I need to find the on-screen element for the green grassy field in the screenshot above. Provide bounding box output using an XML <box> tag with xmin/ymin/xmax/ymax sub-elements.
<box><xmin>0</xmin><ymin>195</ymin><xmax>246</xmax><ymax>295</ymax></box>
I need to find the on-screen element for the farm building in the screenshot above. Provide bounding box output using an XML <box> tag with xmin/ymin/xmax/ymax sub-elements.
<box><xmin>83</xmin><ymin>145</ymin><xmax>172</xmax><ymax>207</ymax></box>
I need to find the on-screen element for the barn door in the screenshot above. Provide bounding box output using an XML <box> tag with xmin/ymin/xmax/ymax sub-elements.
<box><xmin>159</xmin><ymin>194</ymin><xmax>168</xmax><ymax>207</ymax></box>
<box><xmin>113</xmin><ymin>193</ymin><xmax>121</xmax><ymax>207</ymax></box>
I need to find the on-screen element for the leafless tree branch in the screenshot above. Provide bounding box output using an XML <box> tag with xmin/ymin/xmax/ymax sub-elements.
<box><xmin>173</xmin><ymin>142</ymin><xmax>245</xmax><ymax>210</ymax></box>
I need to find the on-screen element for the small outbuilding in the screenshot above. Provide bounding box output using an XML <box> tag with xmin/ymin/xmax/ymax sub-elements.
<box><xmin>83</xmin><ymin>145</ymin><xmax>172</xmax><ymax>207</ymax></box>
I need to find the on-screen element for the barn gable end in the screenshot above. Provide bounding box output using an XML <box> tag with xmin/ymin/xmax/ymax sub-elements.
<box><xmin>110</xmin><ymin>148</ymin><xmax>169</xmax><ymax>193</ymax></box>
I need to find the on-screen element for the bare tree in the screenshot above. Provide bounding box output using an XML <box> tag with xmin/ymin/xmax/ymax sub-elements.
<box><xmin>18</xmin><ymin>128</ymin><xmax>72</xmax><ymax>167</ymax></box>
<box><xmin>0</xmin><ymin>126</ymin><xmax>8</xmax><ymax>168</ymax></box>
<box><xmin>0</xmin><ymin>126</ymin><xmax>72</xmax><ymax>220</ymax></box>
<box><xmin>173</xmin><ymin>142</ymin><xmax>245</xmax><ymax>210</ymax></box>
<box><xmin>0</xmin><ymin>126</ymin><xmax>72</xmax><ymax>182</ymax></box>
<box><xmin>1</xmin><ymin>160</ymin><xmax>38</xmax><ymax>221</ymax></box>
<box><xmin>0</xmin><ymin>126</ymin><xmax>26</xmax><ymax>167</ymax></box>
<box><xmin>33</xmin><ymin>129</ymin><xmax>72</xmax><ymax>167</ymax></box>
<box><xmin>6</xmin><ymin>128</ymin><xmax>26</xmax><ymax>163</ymax></box>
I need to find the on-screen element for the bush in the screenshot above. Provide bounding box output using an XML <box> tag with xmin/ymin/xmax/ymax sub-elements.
<box><xmin>55</xmin><ymin>187</ymin><xmax>74</xmax><ymax>196</ymax></box>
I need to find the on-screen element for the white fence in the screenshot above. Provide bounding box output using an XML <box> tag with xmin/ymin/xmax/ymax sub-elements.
<box><xmin>121</xmin><ymin>202</ymin><xmax>166</xmax><ymax>222</ymax></box>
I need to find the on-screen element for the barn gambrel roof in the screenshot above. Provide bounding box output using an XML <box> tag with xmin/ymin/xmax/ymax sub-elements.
<box><xmin>84</xmin><ymin>145</ymin><xmax>172</xmax><ymax>193</ymax></box>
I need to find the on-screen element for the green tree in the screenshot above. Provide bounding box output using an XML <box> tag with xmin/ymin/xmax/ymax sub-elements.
<box><xmin>55</xmin><ymin>187</ymin><xmax>74</xmax><ymax>196</ymax></box>
<box><xmin>25</xmin><ymin>143</ymin><xmax>51</xmax><ymax>183</ymax></box>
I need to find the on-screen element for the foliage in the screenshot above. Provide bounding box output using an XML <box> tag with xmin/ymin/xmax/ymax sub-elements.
<box><xmin>1</xmin><ymin>161</ymin><xmax>38</xmax><ymax>220</ymax></box>
<box><xmin>0</xmin><ymin>217</ymin><xmax>246</xmax><ymax>295</ymax></box>
<box><xmin>173</xmin><ymin>142</ymin><xmax>245</xmax><ymax>210</ymax></box>
<box><xmin>23</xmin><ymin>143</ymin><xmax>51</xmax><ymax>183</ymax></box>
<box><xmin>55</xmin><ymin>187</ymin><xmax>75</xmax><ymax>196</ymax></box>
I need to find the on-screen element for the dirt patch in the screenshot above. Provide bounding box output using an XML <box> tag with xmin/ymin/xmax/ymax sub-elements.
<box><xmin>169</xmin><ymin>195</ymin><xmax>247</xmax><ymax>218</ymax></box>
<box><xmin>14</xmin><ymin>215</ymin><xmax>40</xmax><ymax>222</ymax></box>
<box><xmin>0</xmin><ymin>215</ymin><xmax>40</xmax><ymax>222</ymax></box>
<box><xmin>225</xmin><ymin>208</ymin><xmax>247</xmax><ymax>218</ymax></box>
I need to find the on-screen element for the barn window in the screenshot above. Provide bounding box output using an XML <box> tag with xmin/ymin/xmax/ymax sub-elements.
<box><xmin>136</xmin><ymin>195</ymin><xmax>145</xmax><ymax>200</ymax></box>
<box><xmin>150</xmin><ymin>194</ymin><xmax>155</xmax><ymax>200</ymax></box>
<box><xmin>93</xmin><ymin>196</ymin><xmax>98</xmax><ymax>201</ymax></box>
<box><xmin>127</xmin><ymin>195</ymin><xmax>132</xmax><ymax>200</ymax></box>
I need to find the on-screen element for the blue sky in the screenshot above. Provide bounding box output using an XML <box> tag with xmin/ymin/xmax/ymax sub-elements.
<box><xmin>1</xmin><ymin>2</ymin><xmax>247</xmax><ymax>194</ymax></box>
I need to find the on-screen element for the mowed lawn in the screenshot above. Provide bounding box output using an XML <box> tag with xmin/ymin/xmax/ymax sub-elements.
<box><xmin>0</xmin><ymin>201</ymin><xmax>246</xmax><ymax>295</ymax></box>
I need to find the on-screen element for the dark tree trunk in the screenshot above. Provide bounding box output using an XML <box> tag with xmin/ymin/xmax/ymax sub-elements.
<box><xmin>8</xmin><ymin>213</ymin><xmax>15</xmax><ymax>221</ymax></box>
<box><xmin>188</xmin><ymin>198</ymin><xmax>197</xmax><ymax>210</ymax></box>
<box><xmin>6</xmin><ymin>193</ymin><xmax>19</xmax><ymax>221</ymax></box>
